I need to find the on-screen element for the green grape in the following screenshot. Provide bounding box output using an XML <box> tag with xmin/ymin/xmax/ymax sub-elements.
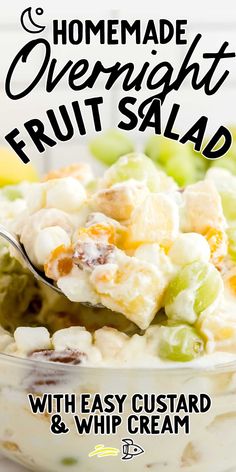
<box><xmin>227</xmin><ymin>226</ymin><xmax>236</xmax><ymax>261</ymax></box>
<box><xmin>2</xmin><ymin>185</ymin><xmax>23</xmax><ymax>201</ymax></box>
<box><xmin>210</xmin><ymin>126</ymin><xmax>236</xmax><ymax>173</ymax></box>
<box><xmin>144</xmin><ymin>135</ymin><xmax>192</xmax><ymax>166</ymax></box>
<box><xmin>164</xmin><ymin>261</ymin><xmax>223</xmax><ymax>324</ymax></box>
<box><xmin>159</xmin><ymin>324</ymin><xmax>204</xmax><ymax>362</ymax></box>
<box><xmin>191</xmin><ymin>148</ymin><xmax>210</xmax><ymax>177</ymax></box>
<box><xmin>101</xmin><ymin>153</ymin><xmax>164</xmax><ymax>192</ymax></box>
<box><xmin>165</xmin><ymin>153</ymin><xmax>197</xmax><ymax>187</ymax></box>
<box><xmin>145</xmin><ymin>135</ymin><xmax>211</xmax><ymax>185</ymax></box>
<box><xmin>144</xmin><ymin>135</ymin><xmax>161</xmax><ymax>163</ymax></box>
<box><xmin>89</xmin><ymin>130</ymin><xmax>134</xmax><ymax>166</ymax></box>
<box><xmin>61</xmin><ymin>457</ymin><xmax>78</xmax><ymax>466</ymax></box>
<box><xmin>220</xmin><ymin>191</ymin><xmax>236</xmax><ymax>221</ymax></box>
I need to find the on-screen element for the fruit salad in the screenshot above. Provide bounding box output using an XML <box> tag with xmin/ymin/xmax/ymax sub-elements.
<box><xmin>1</xmin><ymin>150</ymin><xmax>236</xmax><ymax>472</ymax></box>
<box><xmin>0</xmin><ymin>153</ymin><xmax>236</xmax><ymax>367</ymax></box>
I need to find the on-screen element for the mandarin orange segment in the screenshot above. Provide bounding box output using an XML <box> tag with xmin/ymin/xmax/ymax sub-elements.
<box><xmin>57</xmin><ymin>257</ymin><xmax>73</xmax><ymax>277</ymax></box>
<box><xmin>44</xmin><ymin>245</ymin><xmax>74</xmax><ymax>280</ymax></box>
<box><xmin>77</xmin><ymin>224</ymin><xmax>116</xmax><ymax>244</ymax></box>
<box><xmin>227</xmin><ymin>275</ymin><xmax>236</xmax><ymax>295</ymax></box>
<box><xmin>204</xmin><ymin>227</ymin><xmax>227</xmax><ymax>268</ymax></box>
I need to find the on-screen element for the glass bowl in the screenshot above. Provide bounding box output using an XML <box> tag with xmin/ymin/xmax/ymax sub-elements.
<box><xmin>0</xmin><ymin>352</ymin><xmax>236</xmax><ymax>472</ymax></box>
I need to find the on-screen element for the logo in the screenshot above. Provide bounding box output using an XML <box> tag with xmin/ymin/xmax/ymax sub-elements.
<box><xmin>121</xmin><ymin>438</ymin><xmax>145</xmax><ymax>461</ymax></box>
<box><xmin>20</xmin><ymin>7</ymin><xmax>46</xmax><ymax>34</ymax></box>
<box><xmin>88</xmin><ymin>439</ymin><xmax>144</xmax><ymax>461</ymax></box>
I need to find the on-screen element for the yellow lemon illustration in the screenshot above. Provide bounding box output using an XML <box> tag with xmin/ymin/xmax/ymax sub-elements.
<box><xmin>89</xmin><ymin>445</ymin><xmax>120</xmax><ymax>458</ymax></box>
<box><xmin>0</xmin><ymin>148</ymin><xmax>39</xmax><ymax>186</ymax></box>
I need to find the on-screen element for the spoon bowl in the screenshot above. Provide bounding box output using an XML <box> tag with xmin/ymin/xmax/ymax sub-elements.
<box><xmin>0</xmin><ymin>224</ymin><xmax>64</xmax><ymax>294</ymax></box>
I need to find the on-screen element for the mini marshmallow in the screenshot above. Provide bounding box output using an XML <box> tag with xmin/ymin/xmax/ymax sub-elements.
<box><xmin>169</xmin><ymin>233</ymin><xmax>211</xmax><ymax>266</ymax></box>
<box><xmin>52</xmin><ymin>327</ymin><xmax>102</xmax><ymax>363</ymax></box>
<box><xmin>34</xmin><ymin>225</ymin><xmax>71</xmax><ymax>266</ymax></box>
<box><xmin>46</xmin><ymin>177</ymin><xmax>86</xmax><ymax>212</ymax></box>
<box><xmin>14</xmin><ymin>327</ymin><xmax>51</xmax><ymax>354</ymax></box>
<box><xmin>52</xmin><ymin>327</ymin><xmax>92</xmax><ymax>351</ymax></box>
<box><xmin>94</xmin><ymin>327</ymin><xmax>128</xmax><ymax>359</ymax></box>
<box><xmin>25</xmin><ymin>183</ymin><xmax>47</xmax><ymax>214</ymax></box>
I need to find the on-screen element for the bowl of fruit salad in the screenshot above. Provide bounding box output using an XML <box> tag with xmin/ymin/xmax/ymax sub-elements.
<box><xmin>0</xmin><ymin>139</ymin><xmax>236</xmax><ymax>472</ymax></box>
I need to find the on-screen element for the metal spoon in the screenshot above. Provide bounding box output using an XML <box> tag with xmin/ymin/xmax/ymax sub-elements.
<box><xmin>0</xmin><ymin>224</ymin><xmax>141</xmax><ymax>320</ymax></box>
<box><xmin>0</xmin><ymin>224</ymin><xmax>62</xmax><ymax>294</ymax></box>
<box><xmin>0</xmin><ymin>225</ymin><xmax>105</xmax><ymax>308</ymax></box>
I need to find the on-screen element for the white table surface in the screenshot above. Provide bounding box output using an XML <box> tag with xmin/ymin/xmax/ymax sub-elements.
<box><xmin>0</xmin><ymin>455</ymin><xmax>27</xmax><ymax>471</ymax></box>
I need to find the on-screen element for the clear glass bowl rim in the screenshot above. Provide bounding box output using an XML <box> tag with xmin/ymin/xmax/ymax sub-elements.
<box><xmin>1</xmin><ymin>351</ymin><xmax>236</xmax><ymax>376</ymax></box>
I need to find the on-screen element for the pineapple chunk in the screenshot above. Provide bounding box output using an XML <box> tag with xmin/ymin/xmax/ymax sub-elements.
<box><xmin>135</xmin><ymin>243</ymin><xmax>174</xmax><ymax>281</ymax></box>
<box><xmin>125</xmin><ymin>193</ymin><xmax>179</xmax><ymax>249</ymax></box>
<box><xmin>182</xmin><ymin>180</ymin><xmax>226</xmax><ymax>234</ymax></box>
<box><xmin>90</xmin><ymin>253</ymin><xmax>166</xmax><ymax>329</ymax></box>
<box><xmin>92</xmin><ymin>181</ymin><xmax>149</xmax><ymax>221</ymax></box>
